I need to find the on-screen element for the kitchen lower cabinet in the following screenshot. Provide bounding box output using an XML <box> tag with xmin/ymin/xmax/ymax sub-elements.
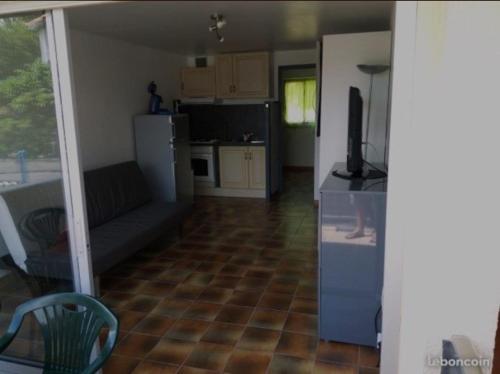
<box><xmin>248</xmin><ymin>146</ymin><xmax>266</xmax><ymax>189</ymax></box>
<box><xmin>219</xmin><ymin>147</ymin><xmax>249</xmax><ymax>188</ymax></box>
<box><xmin>219</xmin><ymin>146</ymin><xmax>266</xmax><ymax>190</ymax></box>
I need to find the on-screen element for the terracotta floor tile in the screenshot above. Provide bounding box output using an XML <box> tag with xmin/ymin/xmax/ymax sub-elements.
<box><xmin>236</xmin><ymin>327</ymin><xmax>281</xmax><ymax>351</ymax></box>
<box><xmin>316</xmin><ymin>341</ymin><xmax>359</xmax><ymax>365</ymax></box>
<box><xmin>268</xmin><ymin>354</ymin><xmax>314</xmax><ymax>374</ymax></box>
<box><xmin>132</xmin><ymin>315</ymin><xmax>175</xmax><ymax>336</ymax></box>
<box><xmin>101</xmin><ymin>291</ymin><xmax>136</xmax><ymax>309</ymax></box>
<box><xmin>224</xmin><ymin>349</ymin><xmax>272</xmax><ymax>374</ymax></box>
<box><xmin>158</xmin><ymin>269</ymin><xmax>192</xmax><ymax>283</ymax></box>
<box><xmin>313</xmin><ymin>361</ymin><xmax>357</xmax><ymax>374</ymax></box>
<box><xmin>248</xmin><ymin>309</ymin><xmax>288</xmax><ymax>330</ymax></box>
<box><xmin>138</xmin><ymin>281</ymin><xmax>176</xmax><ymax>297</ymax></box>
<box><xmin>184</xmin><ymin>342</ymin><xmax>232</xmax><ymax>371</ymax></box>
<box><xmin>290</xmin><ymin>297</ymin><xmax>318</xmax><ymax>315</ymax></box>
<box><xmin>267</xmin><ymin>279</ymin><xmax>299</xmax><ymax>294</ymax></box>
<box><xmin>184</xmin><ymin>273</ymin><xmax>215</xmax><ymax>287</ymax></box>
<box><xmin>226</xmin><ymin>290</ymin><xmax>262</xmax><ymax>307</ymax></box>
<box><xmin>182</xmin><ymin>302</ymin><xmax>222</xmax><ymax>321</ymax></box>
<box><xmin>103</xmin><ymin>354</ymin><xmax>141</xmax><ymax>374</ymax></box>
<box><xmin>110</xmin><ymin>278</ymin><xmax>148</xmax><ymax>293</ymax></box>
<box><xmin>147</xmin><ymin>337</ymin><xmax>196</xmax><ymax>365</ymax></box>
<box><xmin>284</xmin><ymin>313</ymin><xmax>317</xmax><ymax>336</ymax></box>
<box><xmin>116</xmin><ymin>310</ymin><xmax>148</xmax><ymax>331</ymax></box>
<box><xmin>359</xmin><ymin>346</ymin><xmax>380</xmax><ymax>368</ymax></box>
<box><xmin>178</xmin><ymin>366</ymin><xmax>218</xmax><ymax>374</ymax></box>
<box><xmin>197</xmin><ymin>287</ymin><xmax>233</xmax><ymax>304</ymax></box>
<box><xmin>196</xmin><ymin>261</ymin><xmax>225</xmax><ymax>273</ymax></box>
<box><xmin>219</xmin><ymin>264</ymin><xmax>246</xmax><ymax>277</ymax></box>
<box><xmin>152</xmin><ymin>298</ymin><xmax>192</xmax><ymax>318</ymax></box>
<box><xmin>171</xmin><ymin>284</ymin><xmax>205</xmax><ymax>300</ymax></box>
<box><xmin>201</xmin><ymin>322</ymin><xmax>245</xmax><ymax>346</ymax></box>
<box><xmin>165</xmin><ymin>319</ymin><xmax>210</xmax><ymax>342</ymax></box>
<box><xmin>132</xmin><ymin>361</ymin><xmax>178</xmax><ymax>374</ymax></box>
<box><xmin>245</xmin><ymin>270</ymin><xmax>274</xmax><ymax>279</ymax></box>
<box><xmin>208</xmin><ymin>275</ymin><xmax>241</xmax><ymax>289</ymax></box>
<box><xmin>257</xmin><ymin>293</ymin><xmax>293</xmax><ymax>311</ymax></box>
<box><xmin>215</xmin><ymin>305</ymin><xmax>254</xmax><ymax>325</ymax></box>
<box><xmin>275</xmin><ymin>332</ymin><xmax>318</xmax><ymax>359</ymax></box>
<box><xmin>122</xmin><ymin>295</ymin><xmax>162</xmax><ymax>313</ymax></box>
<box><xmin>236</xmin><ymin>277</ymin><xmax>270</xmax><ymax>291</ymax></box>
<box><xmin>358</xmin><ymin>368</ymin><xmax>380</xmax><ymax>374</ymax></box>
<box><xmin>295</xmin><ymin>285</ymin><xmax>317</xmax><ymax>300</ymax></box>
<box><xmin>115</xmin><ymin>332</ymin><xmax>160</xmax><ymax>358</ymax></box>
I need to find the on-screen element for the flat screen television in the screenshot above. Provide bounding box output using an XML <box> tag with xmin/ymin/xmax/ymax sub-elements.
<box><xmin>347</xmin><ymin>86</ymin><xmax>363</xmax><ymax>177</ymax></box>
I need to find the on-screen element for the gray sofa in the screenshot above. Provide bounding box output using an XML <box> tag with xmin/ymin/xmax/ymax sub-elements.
<box><xmin>0</xmin><ymin>161</ymin><xmax>191</xmax><ymax>279</ymax></box>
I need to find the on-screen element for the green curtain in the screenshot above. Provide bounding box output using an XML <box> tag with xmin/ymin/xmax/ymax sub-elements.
<box><xmin>284</xmin><ymin>78</ymin><xmax>316</xmax><ymax>126</ymax></box>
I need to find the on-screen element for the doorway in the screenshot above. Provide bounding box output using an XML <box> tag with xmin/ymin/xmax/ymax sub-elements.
<box><xmin>278</xmin><ymin>64</ymin><xmax>316</xmax><ymax>200</ymax></box>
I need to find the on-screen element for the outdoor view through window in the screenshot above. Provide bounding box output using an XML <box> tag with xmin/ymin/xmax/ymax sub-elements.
<box><xmin>0</xmin><ymin>14</ymin><xmax>74</xmax><ymax>364</ymax></box>
<box><xmin>284</xmin><ymin>78</ymin><xmax>316</xmax><ymax>126</ymax></box>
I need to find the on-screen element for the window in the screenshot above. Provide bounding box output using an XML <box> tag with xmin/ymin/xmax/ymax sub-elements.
<box><xmin>284</xmin><ymin>78</ymin><xmax>316</xmax><ymax>126</ymax></box>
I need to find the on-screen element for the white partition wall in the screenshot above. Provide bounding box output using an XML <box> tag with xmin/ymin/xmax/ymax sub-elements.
<box><xmin>382</xmin><ymin>2</ymin><xmax>500</xmax><ymax>373</ymax></box>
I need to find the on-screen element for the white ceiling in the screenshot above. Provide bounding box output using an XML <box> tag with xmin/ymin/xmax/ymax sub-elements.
<box><xmin>67</xmin><ymin>1</ymin><xmax>393</xmax><ymax>55</ymax></box>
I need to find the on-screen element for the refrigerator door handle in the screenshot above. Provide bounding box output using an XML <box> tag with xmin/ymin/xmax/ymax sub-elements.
<box><xmin>171</xmin><ymin>122</ymin><xmax>176</xmax><ymax>142</ymax></box>
<box><xmin>171</xmin><ymin>145</ymin><xmax>177</xmax><ymax>164</ymax></box>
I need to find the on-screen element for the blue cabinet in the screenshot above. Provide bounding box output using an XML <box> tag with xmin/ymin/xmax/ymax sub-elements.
<box><xmin>318</xmin><ymin>163</ymin><xmax>387</xmax><ymax>347</ymax></box>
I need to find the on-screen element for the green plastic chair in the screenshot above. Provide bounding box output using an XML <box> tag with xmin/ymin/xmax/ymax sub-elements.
<box><xmin>0</xmin><ymin>292</ymin><xmax>119</xmax><ymax>374</ymax></box>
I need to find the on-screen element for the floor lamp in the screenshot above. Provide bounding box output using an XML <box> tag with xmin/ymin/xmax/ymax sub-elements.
<box><xmin>357</xmin><ymin>64</ymin><xmax>390</xmax><ymax>160</ymax></box>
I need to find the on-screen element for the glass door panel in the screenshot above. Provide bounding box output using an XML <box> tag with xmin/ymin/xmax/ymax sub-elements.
<box><xmin>0</xmin><ymin>12</ymin><xmax>74</xmax><ymax>363</ymax></box>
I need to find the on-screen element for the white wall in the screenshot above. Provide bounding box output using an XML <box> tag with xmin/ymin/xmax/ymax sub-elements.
<box><xmin>382</xmin><ymin>2</ymin><xmax>500</xmax><ymax>373</ymax></box>
<box><xmin>319</xmin><ymin>31</ymin><xmax>391</xmax><ymax>186</ymax></box>
<box><xmin>70</xmin><ymin>30</ymin><xmax>185</xmax><ymax>170</ymax></box>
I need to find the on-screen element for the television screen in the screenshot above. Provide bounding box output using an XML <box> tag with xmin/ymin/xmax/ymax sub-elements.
<box><xmin>347</xmin><ymin>86</ymin><xmax>363</xmax><ymax>176</ymax></box>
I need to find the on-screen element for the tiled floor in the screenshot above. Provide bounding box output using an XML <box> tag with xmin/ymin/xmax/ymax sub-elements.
<box><xmin>0</xmin><ymin>170</ymin><xmax>380</xmax><ymax>372</ymax></box>
<box><xmin>100</xmin><ymin>170</ymin><xmax>381</xmax><ymax>374</ymax></box>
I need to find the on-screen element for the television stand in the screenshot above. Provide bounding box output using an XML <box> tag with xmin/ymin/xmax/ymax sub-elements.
<box><xmin>319</xmin><ymin>162</ymin><xmax>387</xmax><ymax>346</ymax></box>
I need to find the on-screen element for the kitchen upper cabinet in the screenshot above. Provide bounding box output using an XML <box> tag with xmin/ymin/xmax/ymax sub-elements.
<box><xmin>219</xmin><ymin>147</ymin><xmax>249</xmax><ymax>189</ymax></box>
<box><xmin>181</xmin><ymin>67</ymin><xmax>215</xmax><ymax>98</ymax></box>
<box><xmin>248</xmin><ymin>146</ymin><xmax>266</xmax><ymax>189</ymax></box>
<box><xmin>215</xmin><ymin>52</ymin><xmax>270</xmax><ymax>99</ymax></box>
<box><xmin>219</xmin><ymin>146</ymin><xmax>266</xmax><ymax>190</ymax></box>
<box><xmin>215</xmin><ymin>54</ymin><xmax>235</xmax><ymax>98</ymax></box>
<box><xmin>233</xmin><ymin>53</ymin><xmax>270</xmax><ymax>98</ymax></box>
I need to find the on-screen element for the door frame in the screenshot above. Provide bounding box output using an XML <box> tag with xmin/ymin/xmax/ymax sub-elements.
<box><xmin>0</xmin><ymin>6</ymin><xmax>94</xmax><ymax>371</ymax></box>
<box><xmin>46</xmin><ymin>9</ymin><xmax>94</xmax><ymax>295</ymax></box>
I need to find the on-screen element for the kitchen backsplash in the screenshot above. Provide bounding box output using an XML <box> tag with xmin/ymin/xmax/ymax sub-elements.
<box><xmin>179</xmin><ymin>104</ymin><xmax>267</xmax><ymax>141</ymax></box>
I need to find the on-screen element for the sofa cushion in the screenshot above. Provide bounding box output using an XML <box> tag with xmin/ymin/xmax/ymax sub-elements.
<box><xmin>89</xmin><ymin>201</ymin><xmax>191</xmax><ymax>274</ymax></box>
<box><xmin>84</xmin><ymin>161</ymin><xmax>152</xmax><ymax>229</ymax></box>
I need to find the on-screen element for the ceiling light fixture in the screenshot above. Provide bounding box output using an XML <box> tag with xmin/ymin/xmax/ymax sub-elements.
<box><xmin>209</xmin><ymin>13</ymin><xmax>226</xmax><ymax>43</ymax></box>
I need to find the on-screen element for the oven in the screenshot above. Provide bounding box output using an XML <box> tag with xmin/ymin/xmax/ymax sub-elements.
<box><xmin>191</xmin><ymin>145</ymin><xmax>215</xmax><ymax>183</ymax></box>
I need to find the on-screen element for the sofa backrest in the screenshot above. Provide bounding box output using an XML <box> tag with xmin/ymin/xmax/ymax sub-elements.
<box><xmin>84</xmin><ymin>161</ymin><xmax>152</xmax><ymax>229</ymax></box>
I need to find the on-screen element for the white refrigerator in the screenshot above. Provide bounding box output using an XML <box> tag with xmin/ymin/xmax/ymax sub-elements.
<box><xmin>134</xmin><ymin>114</ymin><xmax>193</xmax><ymax>203</ymax></box>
